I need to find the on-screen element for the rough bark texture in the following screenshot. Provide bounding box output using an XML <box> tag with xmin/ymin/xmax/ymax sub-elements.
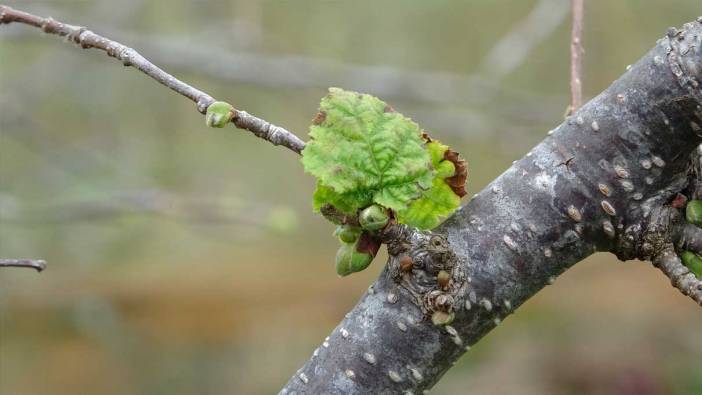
<box><xmin>281</xmin><ymin>19</ymin><xmax>702</xmax><ymax>394</ymax></box>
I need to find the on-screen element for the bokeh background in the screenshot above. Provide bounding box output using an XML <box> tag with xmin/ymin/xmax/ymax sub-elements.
<box><xmin>1</xmin><ymin>1</ymin><xmax>702</xmax><ymax>394</ymax></box>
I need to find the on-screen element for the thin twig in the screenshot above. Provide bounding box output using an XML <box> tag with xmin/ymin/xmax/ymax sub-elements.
<box><xmin>0</xmin><ymin>5</ymin><xmax>306</xmax><ymax>154</ymax></box>
<box><xmin>568</xmin><ymin>0</ymin><xmax>584</xmax><ymax>115</ymax></box>
<box><xmin>0</xmin><ymin>259</ymin><xmax>46</xmax><ymax>272</ymax></box>
<box><xmin>654</xmin><ymin>249</ymin><xmax>702</xmax><ymax>306</ymax></box>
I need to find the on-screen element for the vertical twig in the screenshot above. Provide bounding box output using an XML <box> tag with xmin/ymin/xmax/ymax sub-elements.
<box><xmin>568</xmin><ymin>0</ymin><xmax>584</xmax><ymax>115</ymax></box>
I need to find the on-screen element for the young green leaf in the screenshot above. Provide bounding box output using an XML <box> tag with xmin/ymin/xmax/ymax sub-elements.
<box><xmin>303</xmin><ymin>88</ymin><xmax>467</xmax><ymax>233</ymax></box>
<box><xmin>396</xmin><ymin>140</ymin><xmax>463</xmax><ymax>230</ymax></box>
<box><xmin>312</xmin><ymin>181</ymin><xmax>372</xmax><ymax>215</ymax></box>
<box><xmin>302</xmin><ymin>88</ymin><xmax>432</xmax><ymax>214</ymax></box>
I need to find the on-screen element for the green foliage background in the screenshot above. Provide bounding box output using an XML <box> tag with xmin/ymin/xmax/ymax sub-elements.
<box><xmin>1</xmin><ymin>1</ymin><xmax>702</xmax><ymax>394</ymax></box>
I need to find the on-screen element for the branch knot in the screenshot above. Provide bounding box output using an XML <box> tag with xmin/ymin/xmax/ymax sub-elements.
<box><xmin>614</xmin><ymin>205</ymin><xmax>680</xmax><ymax>261</ymax></box>
<box><xmin>383</xmin><ymin>225</ymin><xmax>468</xmax><ymax>321</ymax></box>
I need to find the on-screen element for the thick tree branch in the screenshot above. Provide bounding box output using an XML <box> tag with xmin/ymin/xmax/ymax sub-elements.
<box><xmin>0</xmin><ymin>5</ymin><xmax>306</xmax><ymax>154</ymax></box>
<box><xmin>282</xmin><ymin>18</ymin><xmax>702</xmax><ymax>394</ymax></box>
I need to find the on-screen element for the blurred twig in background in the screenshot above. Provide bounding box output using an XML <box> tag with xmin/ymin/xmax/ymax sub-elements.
<box><xmin>567</xmin><ymin>0</ymin><xmax>584</xmax><ymax>115</ymax></box>
<box><xmin>479</xmin><ymin>0</ymin><xmax>569</xmax><ymax>80</ymax></box>
<box><xmin>0</xmin><ymin>189</ymin><xmax>298</xmax><ymax>233</ymax></box>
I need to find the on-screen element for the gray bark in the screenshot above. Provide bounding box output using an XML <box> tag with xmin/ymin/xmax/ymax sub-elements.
<box><xmin>281</xmin><ymin>20</ymin><xmax>702</xmax><ymax>394</ymax></box>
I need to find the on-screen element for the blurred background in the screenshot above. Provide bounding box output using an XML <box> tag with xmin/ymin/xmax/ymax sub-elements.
<box><xmin>1</xmin><ymin>1</ymin><xmax>701</xmax><ymax>394</ymax></box>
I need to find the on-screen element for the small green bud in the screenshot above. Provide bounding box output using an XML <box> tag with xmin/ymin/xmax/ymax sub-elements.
<box><xmin>334</xmin><ymin>225</ymin><xmax>361</xmax><ymax>243</ymax></box>
<box><xmin>335</xmin><ymin>242</ymin><xmax>374</xmax><ymax>277</ymax></box>
<box><xmin>435</xmin><ymin>160</ymin><xmax>456</xmax><ymax>179</ymax></box>
<box><xmin>680</xmin><ymin>250</ymin><xmax>702</xmax><ymax>279</ymax></box>
<box><xmin>205</xmin><ymin>101</ymin><xmax>235</xmax><ymax>128</ymax></box>
<box><xmin>437</xmin><ymin>270</ymin><xmax>450</xmax><ymax>288</ymax></box>
<box><xmin>431</xmin><ymin>311</ymin><xmax>455</xmax><ymax>326</ymax></box>
<box><xmin>359</xmin><ymin>205</ymin><xmax>389</xmax><ymax>231</ymax></box>
<box><xmin>686</xmin><ymin>200</ymin><xmax>702</xmax><ymax>226</ymax></box>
